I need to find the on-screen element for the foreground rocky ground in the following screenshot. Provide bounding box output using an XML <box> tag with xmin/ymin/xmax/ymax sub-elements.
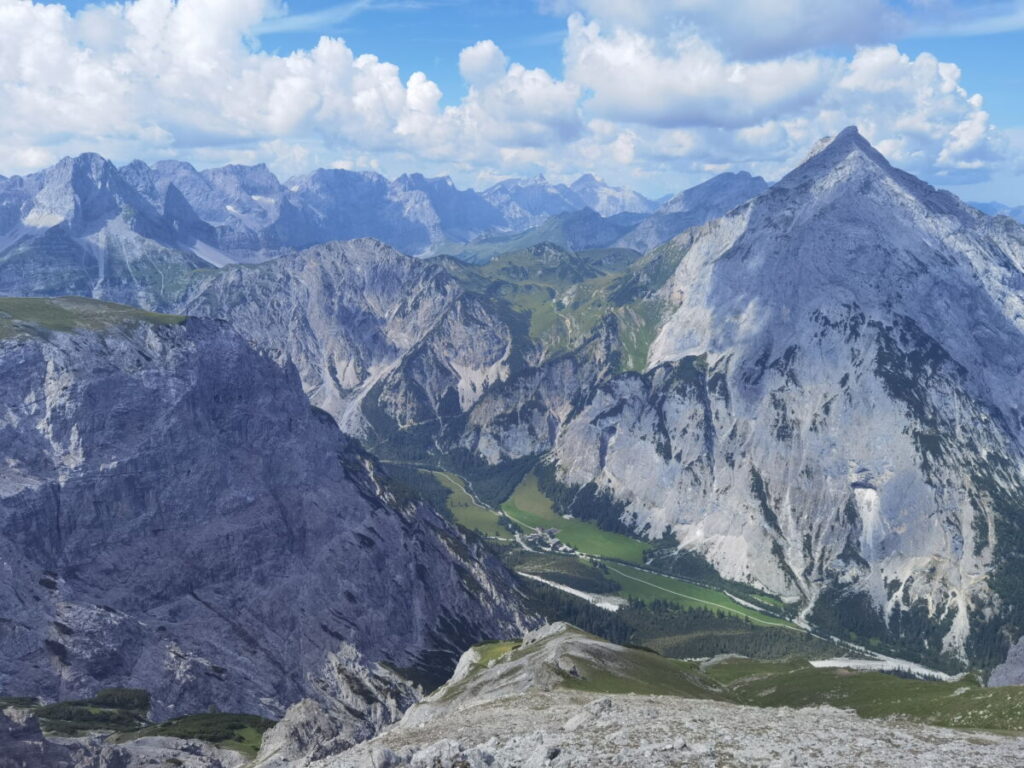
<box><xmin>322</xmin><ymin>691</ymin><xmax>1022</xmax><ymax>768</ymax></box>
<box><xmin>5</xmin><ymin>623</ymin><xmax>1023</xmax><ymax>767</ymax></box>
<box><xmin>307</xmin><ymin>624</ymin><xmax>1023</xmax><ymax>768</ymax></box>
<box><xmin>7</xmin><ymin>689</ymin><xmax>1020</xmax><ymax>768</ymax></box>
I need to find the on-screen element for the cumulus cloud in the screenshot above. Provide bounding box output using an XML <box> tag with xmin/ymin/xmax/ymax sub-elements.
<box><xmin>458</xmin><ymin>40</ymin><xmax>508</xmax><ymax>86</ymax></box>
<box><xmin>564</xmin><ymin>14</ymin><xmax>836</xmax><ymax>128</ymax></box>
<box><xmin>0</xmin><ymin>0</ymin><xmax>1012</xmax><ymax>195</ymax></box>
<box><xmin>544</xmin><ymin>0</ymin><xmax>902</xmax><ymax>58</ymax></box>
<box><xmin>555</xmin><ymin>8</ymin><xmax>1001</xmax><ymax>187</ymax></box>
<box><xmin>0</xmin><ymin>0</ymin><xmax>580</xmax><ymax>175</ymax></box>
<box><xmin>832</xmin><ymin>46</ymin><xmax>1001</xmax><ymax>179</ymax></box>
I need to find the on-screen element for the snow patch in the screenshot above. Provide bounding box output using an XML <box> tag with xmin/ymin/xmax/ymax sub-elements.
<box><xmin>517</xmin><ymin>573</ymin><xmax>626</xmax><ymax>612</ymax></box>
<box><xmin>854</xmin><ymin>486</ymin><xmax>885</xmax><ymax>552</ymax></box>
<box><xmin>191</xmin><ymin>240</ymin><xmax>234</xmax><ymax>268</ymax></box>
<box><xmin>810</xmin><ymin>657</ymin><xmax>962</xmax><ymax>682</ymax></box>
<box><xmin>22</xmin><ymin>209</ymin><xmax>65</xmax><ymax>228</ymax></box>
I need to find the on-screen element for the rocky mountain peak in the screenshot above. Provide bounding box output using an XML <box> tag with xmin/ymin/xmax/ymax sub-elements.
<box><xmin>24</xmin><ymin>152</ymin><xmax>164</xmax><ymax>236</ymax></box>
<box><xmin>773</xmin><ymin>124</ymin><xmax>940</xmax><ymax>208</ymax></box>
<box><xmin>202</xmin><ymin>162</ymin><xmax>283</xmax><ymax>198</ymax></box>
<box><xmin>582</xmin><ymin>128</ymin><xmax>1024</xmax><ymax>660</ymax></box>
<box><xmin>152</xmin><ymin>158</ymin><xmax>200</xmax><ymax>174</ymax></box>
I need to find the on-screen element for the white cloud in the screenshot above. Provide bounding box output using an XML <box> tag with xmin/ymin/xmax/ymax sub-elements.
<box><xmin>458</xmin><ymin>40</ymin><xmax>508</xmax><ymax>86</ymax></box>
<box><xmin>564</xmin><ymin>14</ymin><xmax>836</xmax><ymax>128</ymax></box>
<box><xmin>0</xmin><ymin>0</ymin><xmax>581</xmax><ymax>174</ymax></box>
<box><xmin>546</xmin><ymin>1</ymin><xmax>1024</xmax><ymax>57</ymax></box>
<box><xmin>830</xmin><ymin>46</ymin><xmax>1001</xmax><ymax>180</ymax></box>
<box><xmin>909</xmin><ymin>0</ymin><xmax>1024</xmax><ymax>38</ymax></box>
<box><xmin>545</xmin><ymin>0</ymin><xmax>901</xmax><ymax>58</ymax></box>
<box><xmin>555</xmin><ymin>10</ymin><xmax>1001</xmax><ymax>187</ymax></box>
<box><xmin>0</xmin><ymin>0</ymin><xmax>1013</xmax><ymax>197</ymax></box>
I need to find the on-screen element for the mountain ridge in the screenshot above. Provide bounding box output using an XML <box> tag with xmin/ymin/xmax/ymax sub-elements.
<box><xmin>0</xmin><ymin>155</ymin><xmax>670</xmax><ymax>266</ymax></box>
<box><xmin>4</xmin><ymin>129</ymin><xmax>1024</xmax><ymax>676</ymax></box>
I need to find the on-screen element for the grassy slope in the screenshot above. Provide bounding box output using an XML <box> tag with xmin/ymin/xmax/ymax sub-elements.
<box><xmin>501</xmin><ymin>473</ymin><xmax>648</xmax><ymax>562</ymax></box>
<box><xmin>499</xmin><ymin>473</ymin><xmax>796</xmax><ymax>627</ymax></box>
<box><xmin>512</xmin><ymin>236</ymin><xmax>685</xmax><ymax>369</ymax></box>
<box><xmin>507</xmin><ymin>551</ymin><xmax>621</xmax><ymax>594</ymax></box>
<box><xmin>449</xmin><ymin>243</ymin><xmax>662</xmax><ymax>368</ymax></box>
<box><xmin>0</xmin><ymin>296</ymin><xmax>185</xmax><ymax>339</ymax></box>
<box><xmin>25</xmin><ymin>689</ymin><xmax>151</xmax><ymax>736</ymax></box>
<box><xmin>473</xmin><ymin>640</ymin><xmax>522</xmax><ymax>667</ymax></box>
<box><xmin>465</xmin><ymin>627</ymin><xmax>722</xmax><ymax>701</ymax></box>
<box><xmin>433</xmin><ymin>467</ymin><xmax>795</xmax><ymax>629</ymax></box>
<box><xmin>430</xmin><ymin>470</ymin><xmax>513</xmax><ymax>540</ymax></box>
<box><xmin>562</xmin><ymin>651</ymin><xmax>719</xmax><ymax>698</ymax></box>
<box><xmin>705</xmin><ymin>657</ymin><xmax>1024</xmax><ymax>732</ymax></box>
<box><xmin>3</xmin><ymin>687</ymin><xmax>273</xmax><ymax>756</ymax></box>
<box><xmin>437</xmin><ymin>216</ymin><xmax>589</xmax><ymax>264</ymax></box>
<box><xmin>602</xmin><ymin>562</ymin><xmax>796</xmax><ymax>629</ymax></box>
<box><xmin>465</xmin><ymin>631</ymin><xmax>1024</xmax><ymax>734</ymax></box>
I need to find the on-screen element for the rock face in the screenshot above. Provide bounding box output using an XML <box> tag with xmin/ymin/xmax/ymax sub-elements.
<box><xmin>546</xmin><ymin>128</ymin><xmax>1024</xmax><ymax>663</ymax></box>
<box><xmin>0</xmin><ymin>708</ymin><xmax>77</xmax><ymax>768</ymax></box>
<box><xmin>320</xmin><ymin>691</ymin><xmax>1023</xmax><ymax>768</ymax></box>
<box><xmin>479</xmin><ymin>176</ymin><xmax>586</xmax><ymax>231</ymax></box>
<box><xmin>987</xmin><ymin>636</ymin><xmax>1024</xmax><ymax>686</ymax></box>
<box><xmin>253</xmin><ymin>650</ymin><xmax>417</xmax><ymax>767</ymax></box>
<box><xmin>225</xmin><ymin>130</ymin><xmax>1024</xmax><ymax>669</ymax></box>
<box><xmin>399</xmin><ymin>622</ymin><xmax>719</xmax><ymax>730</ymax></box>
<box><xmin>0</xmin><ymin>154</ymin><xmax>208</xmax><ymax>307</ymax></box>
<box><xmin>168</xmin><ymin>239</ymin><xmax>492</xmax><ymax>435</ymax></box>
<box><xmin>568</xmin><ymin>174</ymin><xmax>658</xmax><ymax>218</ymax></box>
<box><xmin>0</xmin><ymin>298</ymin><xmax>533</xmax><ymax>721</ymax></box>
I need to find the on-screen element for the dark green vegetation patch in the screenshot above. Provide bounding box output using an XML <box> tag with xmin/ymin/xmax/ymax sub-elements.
<box><xmin>31</xmin><ymin>688</ymin><xmax>151</xmax><ymax>735</ymax></box>
<box><xmin>116</xmin><ymin>713</ymin><xmax>275</xmax><ymax>757</ymax></box>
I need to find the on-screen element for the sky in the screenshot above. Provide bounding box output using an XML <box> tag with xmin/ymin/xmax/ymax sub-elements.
<box><xmin>2</xmin><ymin>0</ymin><xmax>1024</xmax><ymax>204</ymax></box>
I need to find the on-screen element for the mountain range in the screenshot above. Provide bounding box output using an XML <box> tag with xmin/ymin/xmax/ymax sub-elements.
<box><xmin>0</xmin><ymin>156</ymin><xmax>673</xmax><ymax>266</ymax></box>
<box><xmin>971</xmin><ymin>200</ymin><xmax>1024</xmax><ymax>224</ymax></box>
<box><xmin>0</xmin><ymin>153</ymin><xmax>766</xmax><ymax>289</ymax></box>
<box><xmin>4</xmin><ymin>127</ymin><xmax>1024</xmax><ymax>763</ymax></box>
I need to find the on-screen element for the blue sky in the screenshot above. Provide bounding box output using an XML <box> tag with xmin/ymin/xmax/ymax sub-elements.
<box><xmin>5</xmin><ymin>0</ymin><xmax>1024</xmax><ymax>203</ymax></box>
<box><xmin>56</xmin><ymin>0</ymin><xmax>570</xmax><ymax>103</ymax></box>
<box><xmin>902</xmin><ymin>33</ymin><xmax>1024</xmax><ymax>127</ymax></box>
<box><xmin>255</xmin><ymin>1</ymin><xmax>567</xmax><ymax>98</ymax></box>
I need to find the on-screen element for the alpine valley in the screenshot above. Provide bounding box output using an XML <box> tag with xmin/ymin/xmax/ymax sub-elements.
<box><xmin>3</xmin><ymin>127</ymin><xmax>1024</xmax><ymax>767</ymax></box>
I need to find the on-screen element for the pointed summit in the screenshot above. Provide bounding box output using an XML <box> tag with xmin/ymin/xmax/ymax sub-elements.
<box><xmin>809</xmin><ymin>125</ymin><xmax>868</xmax><ymax>155</ymax></box>
<box><xmin>24</xmin><ymin>152</ymin><xmax>166</xmax><ymax>235</ymax></box>
<box><xmin>775</xmin><ymin>125</ymin><xmax>896</xmax><ymax>191</ymax></box>
<box><xmin>768</xmin><ymin>125</ymin><xmax>966</xmax><ymax>220</ymax></box>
